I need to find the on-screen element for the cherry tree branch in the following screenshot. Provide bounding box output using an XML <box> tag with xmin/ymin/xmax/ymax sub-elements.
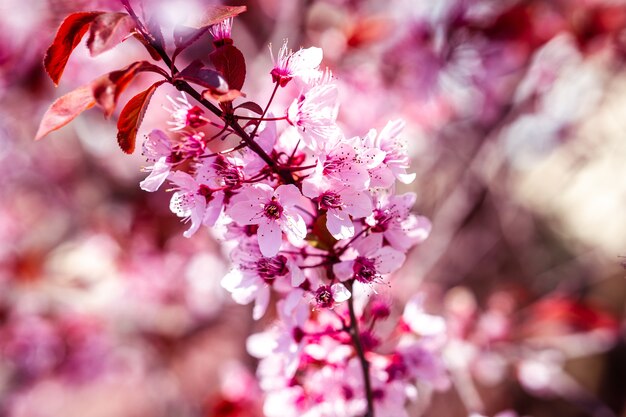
<box><xmin>122</xmin><ymin>1</ymin><xmax>295</xmax><ymax>185</ymax></box>
<box><xmin>346</xmin><ymin>280</ymin><xmax>375</xmax><ymax>417</ymax></box>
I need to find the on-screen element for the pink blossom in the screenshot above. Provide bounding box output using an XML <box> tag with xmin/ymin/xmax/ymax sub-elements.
<box><xmin>168</xmin><ymin>166</ymin><xmax>225</xmax><ymax>238</ymax></box>
<box><xmin>367</xmin><ymin>192</ymin><xmax>432</xmax><ymax>252</ymax></box>
<box><xmin>270</xmin><ymin>40</ymin><xmax>323</xmax><ymax>87</ymax></box>
<box><xmin>209</xmin><ymin>17</ymin><xmax>233</xmax><ymax>44</ymax></box>
<box><xmin>302</xmin><ymin>176</ymin><xmax>372</xmax><ymax>240</ymax></box>
<box><xmin>364</xmin><ymin>119</ymin><xmax>416</xmax><ymax>187</ymax></box>
<box><xmin>228</xmin><ymin>184</ymin><xmax>307</xmax><ymax>257</ymax></box>
<box><xmin>334</xmin><ymin>235</ymin><xmax>406</xmax><ymax>284</ymax></box>
<box><xmin>309</xmin><ymin>141</ymin><xmax>371</xmax><ymax>191</ymax></box>
<box><xmin>312</xmin><ymin>283</ymin><xmax>351</xmax><ymax>309</ymax></box>
<box><xmin>402</xmin><ymin>294</ymin><xmax>447</xmax><ymax>337</ymax></box>
<box><xmin>286</xmin><ymin>84</ymin><xmax>340</xmax><ymax>148</ymax></box>
<box><xmin>164</xmin><ymin>92</ymin><xmax>207</xmax><ymax>131</ymax></box>
<box><xmin>140</xmin><ymin>129</ymin><xmax>173</xmax><ymax>192</ymax></box>
<box><xmin>221</xmin><ymin>240</ymin><xmax>305</xmax><ymax>319</ymax></box>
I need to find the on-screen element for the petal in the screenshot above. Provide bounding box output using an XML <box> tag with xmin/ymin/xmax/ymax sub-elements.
<box><xmin>275</xmin><ymin>184</ymin><xmax>303</xmax><ymax>207</ymax></box>
<box><xmin>344</xmin><ymin>191</ymin><xmax>373</xmax><ymax>219</ymax></box>
<box><xmin>289</xmin><ymin>261</ymin><xmax>306</xmax><ymax>287</ymax></box>
<box><xmin>228</xmin><ymin>201</ymin><xmax>262</xmax><ymax>225</ymax></box>
<box><xmin>292</xmin><ymin>47</ymin><xmax>323</xmax><ymax>71</ymax></box>
<box><xmin>221</xmin><ymin>268</ymin><xmax>244</xmax><ymax>292</ymax></box>
<box><xmin>361</xmin><ymin>148</ymin><xmax>386</xmax><ymax>169</ymax></box>
<box><xmin>139</xmin><ymin>157</ymin><xmax>170</xmax><ymax>192</ymax></box>
<box><xmin>258</xmin><ymin>220</ymin><xmax>282</xmax><ymax>257</ymax></box>
<box><xmin>203</xmin><ymin>192</ymin><xmax>224</xmax><ymax>227</ymax></box>
<box><xmin>326</xmin><ymin>209</ymin><xmax>354</xmax><ymax>240</ymax></box>
<box><xmin>374</xmin><ymin>246</ymin><xmax>406</xmax><ymax>274</ymax></box>
<box><xmin>397</xmin><ymin>171</ymin><xmax>417</xmax><ymax>184</ymax></box>
<box><xmin>253</xmin><ymin>285</ymin><xmax>270</xmax><ymax>320</ymax></box>
<box><xmin>281</xmin><ymin>210</ymin><xmax>307</xmax><ymax>243</ymax></box>
<box><xmin>353</xmin><ymin>233</ymin><xmax>383</xmax><ymax>256</ymax></box>
<box><xmin>331</xmin><ymin>283</ymin><xmax>351</xmax><ymax>303</ymax></box>
<box><xmin>333</xmin><ymin>260</ymin><xmax>354</xmax><ymax>281</ymax></box>
<box><xmin>183</xmin><ymin>195</ymin><xmax>206</xmax><ymax>238</ymax></box>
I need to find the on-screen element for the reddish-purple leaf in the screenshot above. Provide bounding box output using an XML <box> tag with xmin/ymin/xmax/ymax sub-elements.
<box><xmin>35</xmin><ymin>85</ymin><xmax>95</xmax><ymax>140</ymax></box>
<box><xmin>177</xmin><ymin>60</ymin><xmax>229</xmax><ymax>93</ymax></box>
<box><xmin>132</xmin><ymin>31</ymin><xmax>162</xmax><ymax>61</ymax></box>
<box><xmin>172</xmin><ymin>26</ymin><xmax>209</xmax><ymax>63</ymax></box>
<box><xmin>185</xmin><ymin>5</ymin><xmax>247</xmax><ymax>29</ymax></box>
<box><xmin>210</xmin><ymin>44</ymin><xmax>246</xmax><ymax>92</ymax></box>
<box><xmin>87</xmin><ymin>12</ymin><xmax>136</xmax><ymax>57</ymax></box>
<box><xmin>92</xmin><ymin>61</ymin><xmax>165</xmax><ymax>118</ymax></box>
<box><xmin>117</xmin><ymin>81</ymin><xmax>164</xmax><ymax>154</ymax></box>
<box><xmin>44</xmin><ymin>11</ymin><xmax>105</xmax><ymax>85</ymax></box>
<box><xmin>236</xmin><ymin>101</ymin><xmax>263</xmax><ymax>115</ymax></box>
<box><xmin>202</xmin><ymin>88</ymin><xmax>243</xmax><ymax>103</ymax></box>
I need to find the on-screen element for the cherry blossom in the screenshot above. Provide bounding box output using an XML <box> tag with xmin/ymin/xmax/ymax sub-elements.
<box><xmin>270</xmin><ymin>40</ymin><xmax>323</xmax><ymax>87</ymax></box>
<box><xmin>228</xmin><ymin>184</ymin><xmax>307</xmax><ymax>257</ymax></box>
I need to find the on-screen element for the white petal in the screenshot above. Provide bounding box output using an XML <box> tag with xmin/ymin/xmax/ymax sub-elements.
<box><xmin>331</xmin><ymin>283</ymin><xmax>351</xmax><ymax>303</ymax></box>
<box><xmin>326</xmin><ymin>209</ymin><xmax>354</xmax><ymax>240</ymax></box>
<box><xmin>253</xmin><ymin>285</ymin><xmax>270</xmax><ymax>320</ymax></box>
<box><xmin>139</xmin><ymin>158</ymin><xmax>170</xmax><ymax>192</ymax></box>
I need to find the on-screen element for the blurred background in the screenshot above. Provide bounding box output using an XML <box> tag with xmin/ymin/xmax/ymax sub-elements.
<box><xmin>0</xmin><ymin>0</ymin><xmax>625</xmax><ymax>416</ymax></box>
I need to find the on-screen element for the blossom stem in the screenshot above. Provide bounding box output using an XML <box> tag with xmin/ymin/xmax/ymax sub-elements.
<box><xmin>346</xmin><ymin>281</ymin><xmax>375</xmax><ymax>417</ymax></box>
<box><xmin>248</xmin><ymin>82</ymin><xmax>280</xmax><ymax>140</ymax></box>
<box><xmin>235</xmin><ymin>115</ymin><xmax>287</xmax><ymax>121</ymax></box>
<box><xmin>284</xmin><ymin>164</ymin><xmax>316</xmax><ymax>172</ymax></box>
<box><xmin>336</xmin><ymin>226</ymin><xmax>371</xmax><ymax>257</ymax></box>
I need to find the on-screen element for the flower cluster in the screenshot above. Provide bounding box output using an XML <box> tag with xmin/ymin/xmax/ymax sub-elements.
<box><xmin>134</xmin><ymin>17</ymin><xmax>432</xmax><ymax>416</ymax></box>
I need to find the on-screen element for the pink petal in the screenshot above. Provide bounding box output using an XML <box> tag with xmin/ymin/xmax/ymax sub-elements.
<box><xmin>374</xmin><ymin>246</ymin><xmax>406</xmax><ymax>274</ymax></box>
<box><xmin>275</xmin><ymin>184</ymin><xmax>303</xmax><ymax>207</ymax></box>
<box><xmin>258</xmin><ymin>220</ymin><xmax>282</xmax><ymax>257</ymax></box>
<box><xmin>289</xmin><ymin>261</ymin><xmax>306</xmax><ymax>287</ymax></box>
<box><xmin>203</xmin><ymin>192</ymin><xmax>224</xmax><ymax>227</ymax></box>
<box><xmin>326</xmin><ymin>209</ymin><xmax>354</xmax><ymax>240</ymax></box>
<box><xmin>228</xmin><ymin>201</ymin><xmax>262</xmax><ymax>225</ymax></box>
<box><xmin>253</xmin><ymin>285</ymin><xmax>270</xmax><ymax>320</ymax></box>
<box><xmin>344</xmin><ymin>191</ymin><xmax>373</xmax><ymax>219</ymax></box>
<box><xmin>139</xmin><ymin>157</ymin><xmax>170</xmax><ymax>192</ymax></box>
<box><xmin>281</xmin><ymin>210</ymin><xmax>307</xmax><ymax>243</ymax></box>
<box><xmin>333</xmin><ymin>260</ymin><xmax>355</xmax><ymax>281</ymax></box>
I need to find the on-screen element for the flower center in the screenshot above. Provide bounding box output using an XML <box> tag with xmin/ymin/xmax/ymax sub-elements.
<box><xmin>372</xmin><ymin>208</ymin><xmax>393</xmax><ymax>232</ymax></box>
<box><xmin>197</xmin><ymin>184</ymin><xmax>213</xmax><ymax>203</ymax></box>
<box><xmin>353</xmin><ymin>256</ymin><xmax>378</xmax><ymax>283</ymax></box>
<box><xmin>319</xmin><ymin>192</ymin><xmax>342</xmax><ymax>210</ymax></box>
<box><xmin>213</xmin><ymin>157</ymin><xmax>243</xmax><ymax>188</ymax></box>
<box><xmin>263</xmin><ymin>200</ymin><xmax>283</xmax><ymax>220</ymax></box>
<box><xmin>315</xmin><ymin>285</ymin><xmax>333</xmax><ymax>308</ymax></box>
<box><xmin>185</xmin><ymin>106</ymin><xmax>206</xmax><ymax>128</ymax></box>
<box><xmin>256</xmin><ymin>255</ymin><xmax>289</xmax><ymax>281</ymax></box>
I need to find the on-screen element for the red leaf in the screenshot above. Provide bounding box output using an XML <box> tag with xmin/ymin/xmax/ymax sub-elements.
<box><xmin>172</xmin><ymin>26</ymin><xmax>209</xmax><ymax>63</ymax></box>
<box><xmin>44</xmin><ymin>11</ymin><xmax>105</xmax><ymax>85</ymax></box>
<box><xmin>177</xmin><ymin>60</ymin><xmax>228</xmax><ymax>93</ymax></box>
<box><xmin>92</xmin><ymin>61</ymin><xmax>164</xmax><ymax>118</ymax></box>
<box><xmin>210</xmin><ymin>44</ymin><xmax>246</xmax><ymax>92</ymax></box>
<box><xmin>185</xmin><ymin>5</ymin><xmax>247</xmax><ymax>29</ymax></box>
<box><xmin>87</xmin><ymin>12</ymin><xmax>136</xmax><ymax>57</ymax></box>
<box><xmin>202</xmin><ymin>89</ymin><xmax>243</xmax><ymax>103</ymax></box>
<box><xmin>131</xmin><ymin>32</ymin><xmax>162</xmax><ymax>61</ymax></box>
<box><xmin>117</xmin><ymin>81</ymin><xmax>164</xmax><ymax>154</ymax></box>
<box><xmin>35</xmin><ymin>85</ymin><xmax>95</xmax><ymax>140</ymax></box>
<box><xmin>236</xmin><ymin>101</ymin><xmax>263</xmax><ymax>115</ymax></box>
